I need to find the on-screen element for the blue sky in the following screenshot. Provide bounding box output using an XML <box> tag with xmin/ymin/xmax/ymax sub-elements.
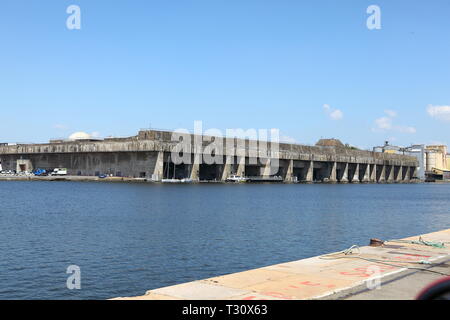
<box><xmin>1</xmin><ymin>0</ymin><xmax>449</xmax><ymax>149</ymax></box>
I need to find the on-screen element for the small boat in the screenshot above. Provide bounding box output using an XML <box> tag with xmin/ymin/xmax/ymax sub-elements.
<box><xmin>161</xmin><ymin>178</ymin><xmax>193</xmax><ymax>183</ymax></box>
<box><xmin>162</xmin><ymin>156</ymin><xmax>180</xmax><ymax>183</ymax></box>
<box><xmin>226</xmin><ymin>175</ymin><xmax>248</xmax><ymax>183</ymax></box>
<box><xmin>161</xmin><ymin>178</ymin><xmax>182</xmax><ymax>183</ymax></box>
<box><xmin>161</xmin><ymin>156</ymin><xmax>194</xmax><ymax>183</ymax></box>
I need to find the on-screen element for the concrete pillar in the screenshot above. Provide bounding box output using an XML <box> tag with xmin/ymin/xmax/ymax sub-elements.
<box><xmin>236</xmin><ymin>157</ymin><xmax>245</xmax><ymax>177</ymax></box>
<box><xmin>221</xmin><ymin>156</ymin><xmax>233</xmax><ymax>181</ymax></box>
<box><xmin>190</xmin><ymin>154</ymin><xmax>200</xmax><ymax>181</ymax></box>
<box><xmin>305</xmin><ymin>160</ymin><xmax>313</xmax><ymax>182</ymax></box>
<box><xmin>328</xmin><ymin>161</ymin><xmax>337</xmax><ymax>182</ymax></box>
<box><xmin>396</xmin><ymin>165</ymin><xmax>403</xmax><ymax>182</ymax></box>
<box><xmin>352</xmin><ymin>163</ymin><xmax>360</xmax><ymax>183</ymax></box>
<box><xmin>410</xmin><ymin>166</ymin><xmax>417</xmax><ymax>180</ymax></box>
<box><xmin>284</xmin><ymin>159</ymin><xmax>294</xmax><ymax>182</ymax></box>
<box><xmin>361</xmin><ymin>164</ymin><xmax>370</xmax><ymax>182</ymax></box>
<box><xmin>378</xmin><ymin>165</ymin><xmax>386</xmax><ymax>183</ymax></box>
<box><xmin>151</xmin><ymin>151</ymin><xmax>164</xmax><ymax>181</ymax></box>
<box><xmin>404</xmin><ymin>167</ymin><xmax>411</xmax><ymax>181</ymax></box>
<box><xmin>339</xmin><ymin>163</ymin><xmax>349</xmax><ymax>183</ymax></box>
<box><xmin>386</xmin><ymin>165</ymin><xmax>395</xmax><ymax>182</ymax></box>
<box><xmin>402</xmin><ymin>166</ymin><xmax>409</xmax><ymax>181</ymax></box>
<box><xmin>370</xmin><ymin>164</ymin><xmax>377</xmax><ymax>183</ymax></box>
<box><xmin>403</xmin><ymin>166</ymin><xmax>411</xmax><ymax>181</ymax></box>
<box><xmin>262</xmin><ymin>159</ymin><xmax>272</xmax><ymax>177</ymax></box>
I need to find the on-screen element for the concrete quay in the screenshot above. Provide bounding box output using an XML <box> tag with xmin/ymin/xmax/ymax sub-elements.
<box><xmin>114</xmin><ymin>229</ymin><xmax>450</xmax><ymax>300</ymax></box>
<box><xmin>0</xmin><ymin>175</ymin><xmax>147</xmax><ymax>183</ymax></box>
<box><xmin>0</xmin><ymin>129</ymin><xmax>418</xmax><ymax>183</ymax></box>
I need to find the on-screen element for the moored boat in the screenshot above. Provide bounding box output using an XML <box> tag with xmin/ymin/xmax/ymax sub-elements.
<box><xmin>226</xmin><ymin>175</ymin><xmax>248</xmax><ymax>183</ymax></box>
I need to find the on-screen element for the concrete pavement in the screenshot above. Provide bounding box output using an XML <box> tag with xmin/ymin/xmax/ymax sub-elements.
<box><xmin>114</xmin><ymin>229</ymin><xmax>450</xmax><ymax>300</ymax></box>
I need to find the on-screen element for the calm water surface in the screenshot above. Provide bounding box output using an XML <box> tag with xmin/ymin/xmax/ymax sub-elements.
<box><xmin>0</xmin><ymin>181</ymin><xmax>449</xmax><ymax>299</ymax></box>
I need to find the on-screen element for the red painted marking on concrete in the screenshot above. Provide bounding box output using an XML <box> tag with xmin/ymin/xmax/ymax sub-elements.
<box><xmin>394</xmin><ymin>253</ymin><xmax>431</xmax><ymax>262</ymax></box>
<box><xmin>372</xmin><ymin>263</ymin><xmax>397</xmax><ymax>269</ymax></box>
<box><xmin>299</xmin><ymin>281</ymin><xmax>337</xmax><ymax>288</ymax></box>
<box><xmin>242</xmin><ymin>296</ymin><xmax>268</xmax><ymax>300</ymax></box>
<box><xmin>299</xmin><ymin>281</ymin><xmax>321</xmax><ymax>286</ymax></box>
<box><xmin>370</xmin><ymin>264</ymin><xmax>398</xmax><ymax>272</ymax></box>
<box><xmin>340</xmin><ymin>269</ymin><xmax>372</xmax><ymax>278</ymax></box>
<box><xmin>404</xmin><ymin>253</ymin><xmax>431</xmax><ymax>258</ymax></box>
<box><xmin>340</xmin><ymin>264</ymin><xmax>398</xmax><ymax>278</ymax></box>
<box><xmin>261</xmin><ymin>292</ymin><xmax>294</xmax><ymax>300</ymax></box>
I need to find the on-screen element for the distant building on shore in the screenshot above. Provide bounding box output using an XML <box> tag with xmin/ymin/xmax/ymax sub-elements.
<box><xmin>373</xmin><ymin>141</ymin><xmax>450</xmax><ymax>180</ymax></box>
<box><xmin>405</xmin><ymin>145</ymin><xmax>427</xmax><ymax>180</ymax></box>
<box><xmin>424</xmin><ymin>145</ymin><xmax>450</xmax><ymax>180</ymax></box>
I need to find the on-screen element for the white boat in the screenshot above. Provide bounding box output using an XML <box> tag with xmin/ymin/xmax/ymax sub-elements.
<box><xmin>161</xmin><ymin>157</ymin><xmax>194</xmax><ymax>183</ymax></box>
<box><xmin>161</xmin><ymin>178</ymin><xmax>181</xmax><ymax>183</ymax></box>
<box><xmin>226</xmin><ymin>175</ymin><xmax>248</xmax><ymax>183</ymax></box>
<box><xmin>161</xmin><ymin>178</ymin><xmax>193</xmax><ymax>183</ymax></box>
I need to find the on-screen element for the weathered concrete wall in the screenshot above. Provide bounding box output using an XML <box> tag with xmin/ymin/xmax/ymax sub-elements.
<box><xmin>0</xmin><ymin>130</ymin><xmax>419</xmax><ymax>181</ymax></box>
<box><xmin>0</xmin><ymin>130</ymin><xmax>417</xmax><ymax>166</ymax></box>
<box><xmin>0</xmin><ymin>152</ymin><xmax>159</xmax><ymax>178</ymax></box>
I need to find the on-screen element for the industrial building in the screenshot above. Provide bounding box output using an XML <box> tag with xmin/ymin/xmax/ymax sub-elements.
<box><xmin>0</xmin><ymin>129</ymin><xmax>418</xmax><ymax>183</ymax></box>
<box><xmin>373</xmin><ymin>141</ymin><xmax>450</xmax><ymax>181</ymax></box>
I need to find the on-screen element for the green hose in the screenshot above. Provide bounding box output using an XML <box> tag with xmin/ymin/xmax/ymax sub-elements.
<box><xmin>389</xmin><ymin>237</ymin><xmax>445</xmax><ymax>249</ymax></box>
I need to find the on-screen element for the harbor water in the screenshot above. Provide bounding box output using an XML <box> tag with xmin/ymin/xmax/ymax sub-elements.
<box><xmin>0</xmin><ymin>181</ymin><xmax>449</xmax><ymax>299</ymax></box>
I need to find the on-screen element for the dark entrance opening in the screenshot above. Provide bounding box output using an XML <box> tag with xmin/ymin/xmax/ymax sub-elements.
<box><xmin>293</xmin><ymin>168</ymin><xmax>304</xmax><ymax>181</ymax></box>
<box><xmin>163</xmin><ymin>162</ymin><xmax>189</xmax><ymax>179</ymax></box>
<box><xmin>348</xmin><ymin>164</ymin><xmax>357</xmax><ymax>182</ymax></box>
<box><xmin>245</xmin><ymin>165</ymin><xmax>260</xmax><ymax>177</ymax></box>
<box><xmin>402</xmin><ymin>166</ymin><xmax>408</xmax><ymax>180</ymax></box>
<box><xmin>376</xmin><ymin>165</ymin><xmax>384</xmax><ymax>181</ymax></box>
<box><xmin>199</xmin><ymin>164</ymin><xmax>221</xmax><ymax>181</ymax></box>
<box><xmin>336</xmin><ymin>168</ymin><xmax>343</xmax><ymax>181</ymax></box>
<box><xmin>359</xmin><ymin>164</ymin><xmax>368</xmax><ymax>181</ymax></box>
<box><xmin>313</xmin><ymin>168</ymin><xmax>322</xmax><ymax>181</ymax></box>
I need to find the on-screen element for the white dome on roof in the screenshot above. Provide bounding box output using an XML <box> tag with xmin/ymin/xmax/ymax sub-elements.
<box><xmin>69</xmin><ymin>132</ymin><xmax>91</xmax><ymax>141</ymax></box>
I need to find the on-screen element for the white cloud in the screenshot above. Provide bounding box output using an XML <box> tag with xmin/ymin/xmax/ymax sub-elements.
<box><xmin>373</xmin><ymin>110</ymin><xmax>416</xmax><ymax>134</ymax></box>
<box><xmin>384</xmin><ymin>109</ymin><xmax>397</xmax><ymax>117</ymax></box>
<box><xmin>323</xmin><ymin>104</ymin><xmax>343</xmax><ymax>120</ymax></box>
<box><xmin>427</xmin><ymin>105</ymin><xmax>450</xmax><ymax>122</ymax></box>
<box><xmin>329</xmin><ymin>109</ymin><xmax>343</xmax><ymax>120</ymax></box>
<box><xmin>396</xmin><ymin>126</ymin><xmax>416</xmax><ymax>134</ymax></box>
<box><xmin>375</xmin><ymin>117</ymin><xmax>392</xmax><ymax>130</ymax></box>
